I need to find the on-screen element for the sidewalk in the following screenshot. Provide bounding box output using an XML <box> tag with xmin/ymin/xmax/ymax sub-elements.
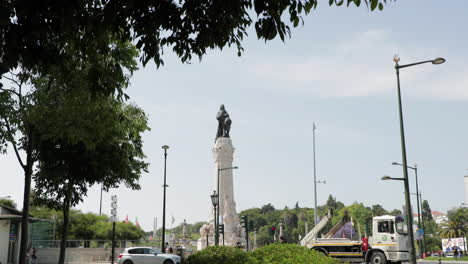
<box><xmin>418</xmin><ymin>260</ymin><xmax>468</xmax><ymax>264</ymax></box>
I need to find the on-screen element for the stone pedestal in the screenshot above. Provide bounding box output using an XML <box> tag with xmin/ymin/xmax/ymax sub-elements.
<box><xmin>198</xmin><ymin>138</ymin><xmax>244</xmax><ymax>249</ymax></box>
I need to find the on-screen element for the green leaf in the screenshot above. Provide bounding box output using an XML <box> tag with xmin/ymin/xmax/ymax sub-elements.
<box><xmin>294</xmin><ymin>17</ymin><xmax>300</xmax><ymax>27</ymax></box>
<box><xmin>378</xmin><ymin>2</ymin><xmax>384</xmax><ymax>10</ymax></box>
<box><xmin>370</xmin><ymin>0</ymin><xmax>378</xmax><ymax>10</ymax></box>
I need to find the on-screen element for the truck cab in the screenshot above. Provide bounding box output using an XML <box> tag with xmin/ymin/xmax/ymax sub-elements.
<box><xmin>367</xmin><ymin>215</ymin><xmax>410</xmax><ymax>263</ymax></box>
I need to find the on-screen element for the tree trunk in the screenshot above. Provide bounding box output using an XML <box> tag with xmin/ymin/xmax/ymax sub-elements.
<box><xmin>18</xmin><ymin>130</ymin><xmax>34</xmax><ymax>264</ymax></box>
<box><xmin>58</xmin><ymin>195</ymin><xmax>71</xmax><ymax>264</ymax></box>
<box><xmin>18</xmin><ymin>165</ymin><xmax>33</xmax><ymax>264</ymax></box>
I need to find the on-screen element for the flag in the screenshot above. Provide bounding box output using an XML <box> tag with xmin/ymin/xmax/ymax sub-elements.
<box><xmin>136</xmin><ymin>217</ymin><xmax>140</xmax><ymax>228</ymax></box>
<box><xmin>125</xmin><ymin>215</ymin><xmax>129</xmax><ymax>224</ymax></box>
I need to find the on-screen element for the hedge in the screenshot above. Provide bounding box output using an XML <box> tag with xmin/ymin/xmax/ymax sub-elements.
<box><xmin>186</xmin><ymin>244</ymin><xmax>340</xmax><ymax>264</ymax></box>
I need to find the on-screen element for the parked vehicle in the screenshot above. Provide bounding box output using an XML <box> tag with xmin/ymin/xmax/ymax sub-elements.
<box><xmin>300</xmin><ymin>210</ymin><xmax>410</xmax><ymax>264</ymax></box>
<box><xmin>117</xmin><ymin>247</ymin><xmax>181</xmax><ymax>264</ymax></box>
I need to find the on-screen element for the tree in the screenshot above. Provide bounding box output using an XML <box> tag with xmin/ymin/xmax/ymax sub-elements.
<box><xmin>0</xmin><ymin>198</ymin><xmax>16</xmax><ymax>208</ymax></box>
<box><xmin>32</xmin><ymin>92</ymin><xmax>148</xmax><ymax>264</ymax></box>
<box><xmin>439</xmin><ymin>207</ymin><xmax>467</xmax><ymax>239</ymax></box>
<box><xmin>260</xmin><ymin>203</ymin><xmax>276</xmax><ymax>214</ymax></box>
<box><xmin>334</xmin><ymin>203</ymin><xmax>372</xmax><ymax>236</ymax></box>
<box><xmin>371</xmin><ymin>204</ymin><xmax>388</xmax><ymax>217</ymax></box>
<box><xmin>0</xmin><ymin>71</ymin><xmax>43</xmax><ymax>263</ymax></box>
<box><xmin>0</xmin><ymin>39</ymin><xmax>141</xmax><ymax>263</ymax></box>
<box><xmin>389</xmin><ymin>209</ymin><xmax>402</xmax><ymax>216</ymax></box>
<box><xmin>0</xmin><ymin>0</ymin><xmax>390</xmax><ymax>88</ymax></box>
<box><xmin>326</xmin><ymin>195</ymin><xmax>345</xmax><ymax>212</ymax></box>
<box><xmin>422</xmin><ymin>200</ymin><xmax>433</xmax><ymax>221</ymax></box>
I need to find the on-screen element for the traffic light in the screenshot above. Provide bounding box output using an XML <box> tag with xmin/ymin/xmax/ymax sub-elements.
<box><xmin>110</xmin><ymin>195</ymin><xmax>118</xmax><ymax>222</ymax></box>
<box><xmin>270</xmin><ymin>226</ymin><xmax>276</xmax><ymax>236</ymax></box>
<box><xmin>240</xmin><ymin>215</ymin><xmax>248</xmax><ymax>228</ymax></box>
<box><xmin>219</xmin><ymin>224</ymin><xmax>224</xmax><ymax>235</ymax></box>
<box><xmin>240</xmin><ymin>215</ymin><xmax>250</xmax><ymax>251</ymax></box>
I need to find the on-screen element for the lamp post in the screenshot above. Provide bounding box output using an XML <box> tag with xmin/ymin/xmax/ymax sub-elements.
<box><xmin>215</xmin><ymin>166</ymin><xmax>238</xmax><ymax>246</ymax></box>
<box><xmin>161</xmin><ymin>145</ymin><xmax>169</xmax><ymax>253</ymax></box>
<box><xmin>393</xmin><ymin>55</ymin><xmax>445</xmax><ymax>264</ymax></box>
<box><xmin>210</xmin><ymin>190</ymin><xmax>219</xmax><ymax>246</ymax></box>
<box><xmin>393</xmin><ymin>162</ymin><xmax>426</xmax><ymax>257</ymax></box>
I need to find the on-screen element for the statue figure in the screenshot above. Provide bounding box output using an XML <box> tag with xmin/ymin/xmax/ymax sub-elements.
<box><xmin>216</xmin><ymin>104</ymin><xmax>231</xmax><ymax>140</ymax></box>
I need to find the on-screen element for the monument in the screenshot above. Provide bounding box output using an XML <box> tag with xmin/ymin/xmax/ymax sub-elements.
<box><xmin>197</xmin><ymin>105</ymin><xmax>245</xmax><ymax>249</ymax></box>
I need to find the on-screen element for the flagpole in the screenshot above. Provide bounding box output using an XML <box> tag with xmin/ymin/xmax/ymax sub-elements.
<box><xmin>313</xmin><ymin>123</ymin><xmax>318</xmax><ymax>226</ymax></box>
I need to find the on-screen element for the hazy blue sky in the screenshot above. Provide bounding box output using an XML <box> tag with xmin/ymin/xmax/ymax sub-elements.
<box><xmin>1</xmin><ymin>0</ymin><xmax>467</xmax><ymax>231</ymax></box>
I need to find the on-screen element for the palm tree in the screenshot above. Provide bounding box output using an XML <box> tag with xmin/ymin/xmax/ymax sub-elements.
<box><xmin>439</xmin><ymin>220</ymin><xmax>466</xmax><ymax>238</ymax></box>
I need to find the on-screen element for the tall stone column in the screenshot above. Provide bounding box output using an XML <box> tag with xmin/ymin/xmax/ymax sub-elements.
<box><xmin>198</xmin><ymin>137</ymin><xmax>244</xmax><ymax>249</ymax></box>
<box><xmin>213</xmin><ymin>138</ymin><xmax>242</xmax><ymax>247</ymax></box>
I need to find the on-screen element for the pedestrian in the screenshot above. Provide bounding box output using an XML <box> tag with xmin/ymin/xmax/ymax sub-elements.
<box><xmin>279</xmin><ymin>236</ymin><xmax>286</xmax><ymax>244</ymax></box>
<box><xmin>454</xmin><ymin>247</ymin><xmax>458</xmax><ymax>260</ymax></box>
<box><xmin>165</xmin><ymin>242</ymin><xmax>173</xmax><ymax>254</ymax></box>
<box><xmin>31</xmin><ymin>248</ymin><xmax>37</xmax><ymax>264</ymax></box>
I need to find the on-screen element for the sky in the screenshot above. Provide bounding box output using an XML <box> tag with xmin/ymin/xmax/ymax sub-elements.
<box><xmin>1</xmin><ymin>0</ymin><xmax>468</xmax><ymax>232</ymax></box>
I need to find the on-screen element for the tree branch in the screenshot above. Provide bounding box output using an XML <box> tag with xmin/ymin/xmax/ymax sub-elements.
<box><xmin>2</xmin><ymin>117</ymin><xmax>25</xmax><ymax>169</ymax></box>
<box><xmin>2</xmin><ymin>75</ymin><xmax>22</xmax><ymax>87</ymax></box>
<box><xmin>0</xmin><ymin>87</ymin><xmax>20</xmax><ymax>97</ymax></box>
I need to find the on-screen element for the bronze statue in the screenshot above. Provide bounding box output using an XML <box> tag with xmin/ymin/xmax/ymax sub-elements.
<box><xmin>216</xmin><ymin>104</ymin><xmax>231</xmax><ymax>140</ymax></box>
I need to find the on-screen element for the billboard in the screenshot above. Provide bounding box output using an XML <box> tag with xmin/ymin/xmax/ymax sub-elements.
<box><xmin>441</xmin><ymin>238</ymin><xmax>467</xmax><ymax>252</ymax></box>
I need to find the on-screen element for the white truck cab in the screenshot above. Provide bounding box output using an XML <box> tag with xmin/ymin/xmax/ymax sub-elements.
<box><xmin>368</xmin><ymin>215</ymin><xmax>410</xmax><ymax>263</ymax></box>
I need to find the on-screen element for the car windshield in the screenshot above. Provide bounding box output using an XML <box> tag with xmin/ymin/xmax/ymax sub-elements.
<box><xmin>395</xmin><ymin>216</ymin><xmax>408</xmax><ymax>235</ymax></box>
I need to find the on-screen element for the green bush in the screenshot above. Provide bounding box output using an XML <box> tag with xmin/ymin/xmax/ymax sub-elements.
<box><xmin>187</xmin><ymin>244</ymin><xmax>340</xmax><ymax>264</ymax></box>
<box><xmin>186</xmin><ymin>246</ymin><xmax>248</xmax><ymax>264</ymax></box>
<box><xmin>248</xmin><ymin>244</ymin><xmax>341</xmax><ymax>264</ymax></box>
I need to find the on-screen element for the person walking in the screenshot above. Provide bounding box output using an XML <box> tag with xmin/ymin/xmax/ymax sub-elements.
<box><xmin>31</xmin><ymin>248</ymin><xmax>37</xmax><ymax>264</ymax></box>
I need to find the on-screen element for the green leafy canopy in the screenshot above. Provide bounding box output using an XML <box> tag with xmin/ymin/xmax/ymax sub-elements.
<box><xmin>0</xmin><ymin>0</ymin><xmax>392</xmax><ymax>87</ymax></box>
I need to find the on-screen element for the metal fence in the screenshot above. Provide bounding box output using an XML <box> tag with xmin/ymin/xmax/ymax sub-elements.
<box><xmin>32</xmin><ymin>239</ymin><xmax>198</xmax><ymax>251</ymax></box>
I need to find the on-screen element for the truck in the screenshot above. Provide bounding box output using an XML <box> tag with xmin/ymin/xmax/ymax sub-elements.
<box><xmin>300</xmin><ymin>210</ymin><xmax>410</xmax><ymax>264</ymax></box>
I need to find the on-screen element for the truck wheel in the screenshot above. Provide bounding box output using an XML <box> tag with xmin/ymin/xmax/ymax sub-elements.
<box><xmin>370</xmin><ymin>252</ymin><xmax>387</xmax><ymax>264</ymax></box>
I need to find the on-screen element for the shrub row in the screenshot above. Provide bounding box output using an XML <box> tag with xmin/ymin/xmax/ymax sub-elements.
<box><xmin>186</xmin><ymin>244</ymin><xmax>341</xmax><ymax>264</ymax></box>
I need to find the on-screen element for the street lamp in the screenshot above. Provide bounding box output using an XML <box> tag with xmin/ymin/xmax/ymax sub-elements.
<box><xmin>216</xmin><ymin>166</ymin><xmax>238</xmax><ymax>246</ymax></box>
<box><xmin>393</xmin><ymin>55</ymin><xmax>445</xmax><ymax>264</ymax></box>
<box><xmin>161</xmin><ymin>145</ymin><xmax>169</xmax><ymax>253</ymax></box>
<box><xmin>210</xmin><ymin>190</ymin><xmax>219</xmax><ymax>246</ymax></box>
<box><xmin>393</xmin><ymin>162</ymin><xmax>426</xmax><ymax>257</ymax></box>
<box><xmin>381</xmin><ymin>175</ymin><xmax>404</xmax><ymax>181</ymax></box>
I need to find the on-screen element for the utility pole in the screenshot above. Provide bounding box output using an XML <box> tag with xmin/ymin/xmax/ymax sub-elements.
<box><xmin>313</xmin><ymin>123</ymin><xmax>318</xmax><ymax>226</ymax></box>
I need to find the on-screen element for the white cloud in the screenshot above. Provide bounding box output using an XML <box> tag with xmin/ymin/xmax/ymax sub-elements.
<box><xmin>248</xmin><ymin>29</ymin><xmax>468</xmax><ymax>100</ymax></box>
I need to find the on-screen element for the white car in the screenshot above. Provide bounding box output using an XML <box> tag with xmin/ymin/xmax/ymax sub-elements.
<box><xmin>117</xmin><ymin>247</ymin><xmax>181</xmax><ymax>264</ymax></box>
